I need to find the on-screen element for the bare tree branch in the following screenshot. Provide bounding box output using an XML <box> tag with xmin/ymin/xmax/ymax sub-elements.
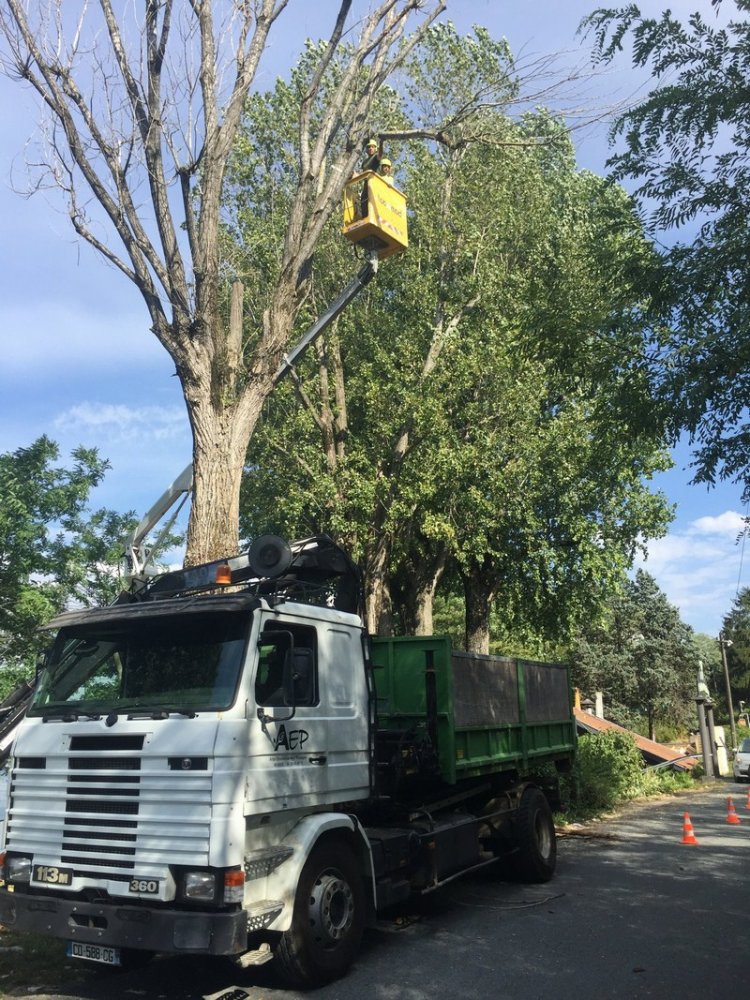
<box><xmin>0</xmin><ymin>0</ymin><xmax>451</xmax><ymax>563</ymax></box>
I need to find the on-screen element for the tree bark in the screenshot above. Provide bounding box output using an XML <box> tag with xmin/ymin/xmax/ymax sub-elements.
<box><xmin>462</xmin><ymin>559</ymin><xmax>498</xmax><ymax>654</ymax></box>
<box><xmin>364</xmin><ymin>536</ymin><xmax>393</xmax><ymax>635</ymax></box>
<box><xmin>398</xmin><ymin>546</ymin><xmax>447</xmax><ymax>635</ymax></box>
<box><xmin>184</xmin><ymin>393</ymin><xmax>263</xmax><ymax>563</ymax></box>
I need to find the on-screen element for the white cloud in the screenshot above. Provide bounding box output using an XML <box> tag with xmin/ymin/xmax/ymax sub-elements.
<box><xmin>54</xmin><ymin>402</ymin><xmax>186</xmax><ymax>442</ymax></box>
<box><xmin>48</xmin><ymin>401</ymin><xmax>192</xmax><ymax>517</ymax></box>
<box><xmin>635</xmin><ymin>510</ymin><xmax>748</xmax><ymax>635</ymax></box>
<box><xmin>689</xmin><ymin>511</ymin><xmax>747</xmax><ymax>538</ymax></box>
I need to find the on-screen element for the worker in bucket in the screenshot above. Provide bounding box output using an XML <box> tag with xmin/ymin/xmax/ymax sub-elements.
<box><xmin>361</xmin><ymin>137</ymin><xmax>381</xmax><ymax>173</ymax></box>
<box><xmin>358</xmin><ymin>138</ymin><xmax>382</xmax><ymax>218</ymax></box>
<box><xmin>380</xmin><ymin>157</ymin><xmax>394</xmax><ymax>186</ymax></box>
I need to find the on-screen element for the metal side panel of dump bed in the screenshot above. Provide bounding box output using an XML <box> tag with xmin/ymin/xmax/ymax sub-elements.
<box><xmin>371</xmin><ymin>636</ymin><xmax>575</xmax><ymax>784</ymax></box>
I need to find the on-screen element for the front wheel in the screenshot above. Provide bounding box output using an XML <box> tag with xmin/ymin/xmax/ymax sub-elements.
<box><xmin>273</xmin><ymin>839</ymin><xmax>365</xmax><ymax>988</ymax></box>
<box><xmin>513</xmin><ymin>787</ymin><xmax>557</xmax><ymax>883</ymax></box>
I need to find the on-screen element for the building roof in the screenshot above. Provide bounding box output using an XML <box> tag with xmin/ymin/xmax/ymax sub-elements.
<box><xmin>574</xmin><ymin>707</ymin><xmax>697</xmax><ymax>770</ymax></box>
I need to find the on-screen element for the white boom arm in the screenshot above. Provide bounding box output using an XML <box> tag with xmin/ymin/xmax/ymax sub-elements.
<box><xmin>125</xmin><ymin>463</ymin><xmax>194</xmax><ymax>577</ymax></box>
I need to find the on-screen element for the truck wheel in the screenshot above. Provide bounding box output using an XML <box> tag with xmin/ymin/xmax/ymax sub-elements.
<box><xmin>514</xmin><ymin>787</ymin><xmax>557</xmax><ymax>883</ymax></box>
<box><xmin>274</xmin><ymin>839</ymin><xmax>365</xmax><ymax>987</ymax></box>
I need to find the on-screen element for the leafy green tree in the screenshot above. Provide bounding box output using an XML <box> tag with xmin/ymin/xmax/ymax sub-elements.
<box><xmin>583</xmin><ymin>2</ymin><xmax>750</xmax><ymax>498</ymax></box>
<box><xmin>238</xmin><ymin>26</ymin><xmax>673</xmax><ymax>650</ymax></box>
<box><xmin>571</xmin><ymin>569</ymin><xmax>698</xmax><ymax>739</ymax></box>
<box><xmin>720</xmin><ymin>588</ymin><xmax>750</xmax><ymax>711</ymax></box>
<box><xmin>0</xmin><ymin>437</ymin><xmax>134</xmax><ymax>687</ymax></box>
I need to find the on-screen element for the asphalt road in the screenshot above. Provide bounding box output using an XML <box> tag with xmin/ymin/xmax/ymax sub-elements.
<box><xmin>8</xmin><ymin>780</ymin><xmax>750</xmax><ymax>1000</ymax></box>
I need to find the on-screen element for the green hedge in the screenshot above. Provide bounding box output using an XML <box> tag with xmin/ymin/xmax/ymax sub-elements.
<box><xmin>573</xmin><ymin>730</ymin><xmax>646</xmax><ymax>812</ymax></box>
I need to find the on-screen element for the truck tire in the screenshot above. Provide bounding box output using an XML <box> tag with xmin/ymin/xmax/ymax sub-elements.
<box><xmin>514</xmin><ymin>787</ymin><xmax>557</xmax><ymax>883</ymax></box>
<box><xmin>273</xmin><ymin>839</ymin><xmax>365</xmax><ymax>987</ymax></box>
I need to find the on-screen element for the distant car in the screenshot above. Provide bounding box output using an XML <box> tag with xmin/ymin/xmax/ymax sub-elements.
<box><xmin>733</xmin><ymin>737</ymin><xmax>750</xmax><ymax>781</ymax></box>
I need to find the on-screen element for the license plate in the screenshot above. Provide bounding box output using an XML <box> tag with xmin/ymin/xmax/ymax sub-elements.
<box><xmin>66</xmin><ymin>941</ymin><xmax>121</xmax><ymax>965</ymax></box>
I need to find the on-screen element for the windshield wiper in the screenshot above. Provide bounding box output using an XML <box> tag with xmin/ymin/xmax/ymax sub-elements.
<box><xmin>42</xmin><ymin>711</ymin><xmax>102</xmax><ymax>723</ymax></box>
<box><xmin>125</xmin><ymin>706</ymin><xmax>198</xmax><ymax>720</ymax></box>
<box><xmin>41</xmin><ymin>706</ymin><xmax>198</xmax><ymax>724</ymax></box>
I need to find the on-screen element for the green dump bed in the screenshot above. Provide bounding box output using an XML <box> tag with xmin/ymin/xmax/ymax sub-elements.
<box><xmin>371</xmin><ymin>635</ymin><xmax>575</xmax><ymax>785</ymax></box>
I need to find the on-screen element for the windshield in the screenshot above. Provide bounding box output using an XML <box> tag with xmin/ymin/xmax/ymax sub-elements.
<box><xmin>30</xmin><ymin>611</ymin><xmax>249</xmax><ymax>716</ymax></box>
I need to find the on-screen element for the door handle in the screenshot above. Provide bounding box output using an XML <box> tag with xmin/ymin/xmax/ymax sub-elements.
<box><xmin>308</xmin><ymin>755</ymin><xmax>327</xmax><ymax>765</ymax></box>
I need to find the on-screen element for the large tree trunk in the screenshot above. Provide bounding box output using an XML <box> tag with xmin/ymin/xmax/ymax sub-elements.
<box><xmin>462</xmin><ymin>560</ymin><xmax>498</xmax><ymax>654</ymax></box>
<box><xmin>398</xmin><ymin>547</ymin><xmax>447</xmax><ymax>635</ymax></box>
<box><xmin>184</xmin><ymin>394</ymin><xmax>264</xmax><ymax>563</ymax></box>
<box><xmin>364</xmin><ymin>538</ymin><xmax>394</xmax><ymax>635</ymax></box>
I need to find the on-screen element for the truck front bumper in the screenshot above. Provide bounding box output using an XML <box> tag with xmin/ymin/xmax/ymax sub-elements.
<box><xmin>0</xmin><ymin>888</ymin><xmax>248</xmax><ymax>955</ymax></box>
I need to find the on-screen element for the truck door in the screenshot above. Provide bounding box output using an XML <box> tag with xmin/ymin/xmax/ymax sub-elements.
<box><xmin>245</xmin><ymin>615</ymin><xmax>368</xmax><ymax>812</ymax></box>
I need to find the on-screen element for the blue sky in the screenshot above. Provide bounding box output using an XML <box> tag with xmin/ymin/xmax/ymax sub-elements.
<box><xmin>0</xmin><ymin>1</ymin><xmax>745</xmax><ymax>639</ymax></box>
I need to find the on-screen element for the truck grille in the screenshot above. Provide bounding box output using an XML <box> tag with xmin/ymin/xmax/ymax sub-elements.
<box><xmin>6</xmin><ymin>734</ymin><xmax>213</xmax><ymax>881</ymax></box>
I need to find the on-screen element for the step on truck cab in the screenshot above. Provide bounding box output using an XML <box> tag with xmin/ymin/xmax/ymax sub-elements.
<box><xmin>0</xmin><ymin>535</ymin><xmax>575</xmax><ymax>987</ymax></box>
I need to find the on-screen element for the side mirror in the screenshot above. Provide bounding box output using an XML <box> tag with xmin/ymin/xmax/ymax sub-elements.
<box><xmin>34</xmin><ymin>648</ymin><xmax>49</xmax><ymax>682</ymax></box>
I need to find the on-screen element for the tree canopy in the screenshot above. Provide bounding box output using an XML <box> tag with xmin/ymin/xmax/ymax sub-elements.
<box><xmin>720</xmin><ymin>587</ymin><xmax>750</xmax><ymax>711</ymax></box>
<box><xmin>0</xmin><ymin>437</ymin><xmax>134</xmax><ymax>687</ymax></box>
<box><xmin>571</xmin><ymin>569</ymin><xmax>698</xmax><ymax>739</ymax></box>
<box><xmin>583</xmin><ymin>1</ymin><xmax>750</xmax><ymax>499</ymax></box>
<box><xmin>236</xmin><ymin>25</ymin><xmax>673</xmax><ymax>650</ymax></box>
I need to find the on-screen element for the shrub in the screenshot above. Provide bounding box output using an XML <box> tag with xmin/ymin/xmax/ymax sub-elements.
<box><xmin>574</xmin><ymin>730</ymin><xmax>644</xmax><ymax>813</ymax></box>
<box><xmin>652</xmin><ymin>769</ymin><xmax>694</xmax><ymax>794</ymax></box>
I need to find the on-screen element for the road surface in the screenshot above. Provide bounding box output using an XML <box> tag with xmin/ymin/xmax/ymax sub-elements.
<box><xmin>5</xmin><ymin>780</ymin><xmax>749</xmax><ymax>1000</ymax></box>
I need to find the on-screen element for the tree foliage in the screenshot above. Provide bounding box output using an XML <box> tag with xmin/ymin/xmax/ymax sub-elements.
<box><xmin>583</xmin><ymin>2</ymin><xmax>750</xmax><ymax>498</ymax></box>
<box><xmin>721</xmin><ymin>587</ymin><xmax>750</xmax><ymax>709</ymax></box>
<box><xmin>237</xmin><ymin>25</ymin><xmax>673</xmax><ymax>650</ymax></box>
<box><xmin>571</xmin><ymin>569</ymin><xmax>698</xmax><ymax>739</ymax></box>
<box><xmin>0</xmin><ymin>437</ymin><xmax>134</xmax><ymax>677</ymax></box>
<box><xmin>574</xmin><ymin>729</ymin><xmax>645</xmax><ymax>812</ymax></box>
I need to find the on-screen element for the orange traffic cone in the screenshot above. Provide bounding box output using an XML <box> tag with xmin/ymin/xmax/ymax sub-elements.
<box><xmin>726</xmin><ymin>796</ymin><xmax>741</xmax><ymax>825</ymax></box>
<box><xmin>745</xmin><ymin>787</ymin><xmax>750</xmax><ymax>810</ymax></box>
<box><xmin>681</xmin><ymin>811</ymin><xmax>699</xmax><ymax>845</ymax></box>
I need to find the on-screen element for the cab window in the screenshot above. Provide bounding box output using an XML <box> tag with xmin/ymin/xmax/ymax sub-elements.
<box><xmin>255</xmin><ymin>622</ymin><xmax>318</xmax><ymax>708</ymax></box>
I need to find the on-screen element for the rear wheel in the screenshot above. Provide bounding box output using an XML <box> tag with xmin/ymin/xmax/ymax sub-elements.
<box><xmin>273</xmin><ymin>839</ymin><xmax>365</xmax><ymax>988</ymax></box>
<box><xmin>513</xmin><ymin>787</ymin><xmax>557</xmax><ymax>883</ymax></box>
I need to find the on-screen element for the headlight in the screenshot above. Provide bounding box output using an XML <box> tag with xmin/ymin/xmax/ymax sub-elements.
<box><xmin>183</xmin><ymin>871</ymin><xmax>216</xmax><ymax>901</ymax></box>
<box><xmin>6</xmin><ymin>856</ymin><xmax>32</xmax><ymax>884</ymax></box>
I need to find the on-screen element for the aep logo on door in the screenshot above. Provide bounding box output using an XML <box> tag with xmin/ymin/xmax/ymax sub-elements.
<box><xmin>268</xmin><ymin>724</ymin><xmax>309</xmax><ymax>752</ymax></box>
